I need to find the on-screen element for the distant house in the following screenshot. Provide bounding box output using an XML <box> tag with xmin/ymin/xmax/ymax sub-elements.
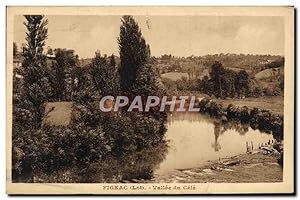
<box><xmin>259</xmin><ymin>59</ymin><xmax>273</xmax><ymax>65</ymax></box>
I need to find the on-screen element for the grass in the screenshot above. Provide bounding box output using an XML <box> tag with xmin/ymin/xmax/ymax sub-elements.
<box><xmin>44</xmin><ymin>101</ymin><xmax>73</xmax><ymax>126</ymax></box>
<box><xmin>255</xmin><ymin>67</ymin><xmax>283</xmax><ymax>80</ymax></box>
<box><xmin>215</xmin><ymin>96</ymin><xmax>284</xmax><ymax>115</ymax></box>
<box><xmin>161</xmin><ymin>72</ymin><xmax>189</xmax><ymax>81</ymax></box>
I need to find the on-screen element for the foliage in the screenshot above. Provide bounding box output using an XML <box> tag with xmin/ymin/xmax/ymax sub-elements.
<box><xmin>15</xmin><ymin>15</ymin><xmax>50</xmax><ymax>130</ymax></box>
<box><xmin>198</xmin><ymin>98</ymin><xmax>283</xmax><ymax>140</ymax></box>
<box><xmin>118</xmin><ymin>15</ymin><xmax>150</xmax><ymax>93</ymax></box>
<box><xmin>132</xmin><ymin>63</ymin><xmax>165</xmax><ymax>97</ymax></box>
<box><xmin>157</xmin><ymin>53</ymin><xmax>284</xmax><ymax>75</ymax></box>
<box><xmin>48</xmin><ymin>48</ymin><xmax>79</xmax><ymax>101</ymax></box>
<box><xmin>264</xmin><ymin>57</ymin><xmax>284</xmax><ymax>69</ymax></box>
<box><xmin>13</xmin><ymin>15</ymin><xmax>168</xmax><ymax>183</ymax></box>
<box><xmin>235</xmin><ymin>70</ymin><xmax>250</xmax><ymax>96</ymax></box>
<box><xmin>90</xmin><ymin>52</ymin><xmax>120</xmax><ymax>96</ymax></box>
<box><xmin>198</xmin><ymin>62</ymin><xmax>251</xmax><ymax>98</ymax></box>
<box><xmin>13</xmin><ymin>132</ymin><xmax>167</xmax><ymax>183</ymax></box>
<box><xmin>174</xmin><ymin>77</ymin><xmax>200</xmax><ymax>92</ymax></box>
<box><xmin>13</xmin><ymin>42</ymin><xmax>18</xmax><ymax>57</ymax></box>
<box><xmin>279</xmin><ymin>76</ymin><xmax>284</xmax><ymax>92</ymax></box>
<box><xmin>47</xmin><ymin>47</ymin><xmax>54</xmax><ymax>55</ymax></box>
<box><xmin>118</xmin><ymin>15</ymin><xmax>167</xmax><ymax>122</ymax></box>
<box><xmin>12</xmin><ymin>124</ymin><xmax>111</xmax><ymax>182</ymax></box>
<box><xmin>162</xmin><ymin>62</ymin><xmax>254</xmax><ymax>98</ymax></box>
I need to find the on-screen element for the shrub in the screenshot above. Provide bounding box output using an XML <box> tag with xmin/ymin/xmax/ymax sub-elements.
<box><xmin>240</xmin><ymin>106</ymin><xmax>250</xmax><ymax>123</ymax></box>
<box><xmin>199</xmin><ymin>98</ymin><xmax>210</xmax><ymax>112</ymax></box>
<box><xmin>12</xmin><ymin>124</ymin><xmax>111</xmax><ymax>181</ymax></box>
<box><xmin>226</xmin><ymin>104</ymin><xmax>241</xmax><ymax>119</ymax></box>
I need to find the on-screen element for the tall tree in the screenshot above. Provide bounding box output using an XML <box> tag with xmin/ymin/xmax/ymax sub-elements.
<box><xmin>133</xmin><ymin>63</ymin><xmax>162</xmax><ymax>97</ymax></box>
<box><xmin>13</xmin><ymin>42</ymin><xmax>18</xmax><ymax>57</ymax></box>
<box><xmin>118</xmin><ymin>15</ymin><xmax>149</xmax><ymax>93</ymax></box>
<box><xmin>49</xmin><ymin>48</ymin><xmax>78</xmax><ymax>101</ymax></box>
<box><xmin>109</xmin><ymin>54</ymin><xmax>116</xmax><ymax>68</ymax></box>
<box><xmin>235</xmin><ymin>70</ymin><xmax>250</xmax><ymax>96</ymax></box>
<box><xmin>18</xmin><ymin>15</ymin><xmax>50</xmax><ymax>129</ymax></box>
<box><xmin>210</xmin><ymin>62</ymin><xmax>225</xmax><ymax>97</ymax></box>
<box><xmin>90</xmin><ymin>52</ymin><xmax>119</xmax><ymax>96</ymax></box>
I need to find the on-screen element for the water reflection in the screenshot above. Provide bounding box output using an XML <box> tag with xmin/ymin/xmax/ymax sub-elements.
<box><xmin>155</xmin><ymin>112</ymin><xmax>274</xmax><ymax>175</ymax></box>
<box><xmin>80</xmin><ymin>142</ymin><xmax>168</xmax><ymax>183</ymax></box>
<box><xmin>212</xmin><ymin>121</ymin><xmax>222</xmax><ymax>152</ymax></box>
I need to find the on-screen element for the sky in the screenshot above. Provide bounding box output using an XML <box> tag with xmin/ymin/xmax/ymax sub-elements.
<box><xmin>13</xmin><ymin>15</ymin><xmax>284</xmax><ymax>58</ymax></box>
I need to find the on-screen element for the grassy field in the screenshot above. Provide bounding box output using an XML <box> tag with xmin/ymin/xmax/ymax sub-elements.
<box><xmin>255</xmin><ymin>67</ymin><xmax>283</xmax><ymax>80</ymax></box>
<box><xmin>161</xmin><ymin>72</ymin><xmax>189</xmax><ymax>81</ymax></box>
<box><xmin>44</xmin><ymin>101</ymin><xmax>73</xmax><ymax>126</ymax></box>
<box><xmin>215</xmin><ymin>96</ymin><xmax>284</xmax><ymax>116</ymax></box>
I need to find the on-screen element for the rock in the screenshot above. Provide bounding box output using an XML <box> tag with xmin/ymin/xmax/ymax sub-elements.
<box><xmin>183</xmin><ymin>170</ymin><xmax>202</xmax><ymax>176</ymax></box>
<box><xmin>211</xmin><ymin>166</ymin><xmax>217</xmax><ymax>170</ymax></box>
<box><xmin>223</xmin><ymin>160</ymin><xmax>240</xmax><ymax>166</ymax></box>
<box><xmin>223</xmin><ymin>168</ymin><xmax>234</xmax><ymax>172</ymax></box>
<box><xmin>262</xmin><ymin>150</ymin><xmax>268</xmax><ymax>155</ymax></box>
<box><xmin>266</xmin><ymin>162</ymin><xmax>279</xmax><ymax>166</ymax></box>
<box><xmin>272</xmin><ymin>149</ymin><xmax>281</xmax><ymax>157</ymax></box>
<box><xmin>261</xmin><ymin>146</ymin><xmax>274</xmax><ymax>153</ymax></box>
<box><xmin>252</xmin><ymin>150</ymin><xmax>260</xmax><ymax>154</ymax></box>
<box><xmin>120</xmin><ymin>179</ymin><xmax>131</xmax><ymax>183</ymax></box>
<box><xmin>174</xmin><ymin>176</ymin><xmax>186</xmax><ymax>181</ymax></box>
<box><xmin>243</xmin><ymin>163</ymin><xmax>263</xmax><ymax>168</ymax></box>
<box><xmin>273</xmin><ymin>143</ymin><xmax>283</xmax><ymax>152</ymax></box>
<box><xmin>202</xmin><ymin>169</ymin><xmax>214</xmax><ymax>174</ymax></box>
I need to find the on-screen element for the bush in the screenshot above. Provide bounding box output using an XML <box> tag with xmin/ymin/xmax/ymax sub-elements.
<box><xmin>99</xmin><ymin>112</ymin><xmax>166</xmax><ymax>155</ymax></box>
<box><xmin>240</xmin><ymin>106</ymin><xmax>250</xmax><ymax>123</ymax></box>
<box><xmin>12</xmin><ymin>124</ymin><xmax>111</xmax><ymax>182</ymax></box>
<box><xmin>226</xmin><ymin>104</ymin><xmax>241</xmax><ymax>119</ymax></box>
<box><xmin>277</xmin><ymin>151</ymin><xmax>283</xmax><ymax>166</ymax></box>
<box><xmin>199</xmin><ymin>98</ymin><xmax>211</xmax><ymax>112</ymax></box>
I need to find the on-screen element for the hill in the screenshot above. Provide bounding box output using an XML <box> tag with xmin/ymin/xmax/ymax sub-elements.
<box><xmin>255</xmin><ymin>67</ymin><xmax>283</xmax><ymax>80</ymax></box>
<box><xmin>161</xmin><ymin>72</ymin><xmax>189</xmax><ymax>81</ymax></box>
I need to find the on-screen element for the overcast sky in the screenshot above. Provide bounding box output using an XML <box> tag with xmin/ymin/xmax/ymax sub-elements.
<box><xmin>14</xmin><ymin>15</ymin><xmax>284</xmax><ymax>58</ymax></box>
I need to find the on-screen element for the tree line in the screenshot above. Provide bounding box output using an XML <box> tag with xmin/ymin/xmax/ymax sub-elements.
<box><xmin>12</xmin><ymin>15</ymin><xmax>167</xmax><ymax>182</ymax></box>
<box><xmin>199</xmin><ymin>62</ymin><xmax>251</xmax><ymax>98</ymax></box>
<box><xmin>162</xmin><ymin>60</ymin><xmax>283</xmax><ymax>98</ymax></box>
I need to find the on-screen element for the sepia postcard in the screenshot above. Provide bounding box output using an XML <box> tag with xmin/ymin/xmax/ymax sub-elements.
<box><xmin>6</xmin><ymin>6</ymin><xmax>294</xmax><ymax>194</ymax></box>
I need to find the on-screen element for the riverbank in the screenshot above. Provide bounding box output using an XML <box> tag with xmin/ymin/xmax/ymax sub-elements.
<box><xmin>149</xmin><ymin>151</ymin><xmax>282</xmax><ymax>183</ymax></box>
<box><xmin>177</xmin><ymin>93</ymin><xmax>283</xmax><ymax>116</ymax></box>
<box><xmin>214</xmin><ymin>96</ymin><xmax>284</xmax><ymax>116</ymax></box>
<box><xmin>198</xmin><ymin>97</ymin><xmax>283</xmax><ymax>141</ymax></box>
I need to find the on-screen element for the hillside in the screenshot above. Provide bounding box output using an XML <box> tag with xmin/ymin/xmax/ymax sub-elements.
<box><xmin>156</xmin><ymin>54</ymin><xmax>284</xmax><ymax>76</ymax></box>
<box><xmin>255</xmin><ymin>67</ymin><xmax>283</xmax><ymax>80</ymax></box>
<box><xmin>161</xmin><ymin>72</ymin><xmax>189</xmax><ymax>81</ymax></box>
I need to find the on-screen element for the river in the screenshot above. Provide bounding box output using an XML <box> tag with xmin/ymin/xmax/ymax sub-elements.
<box><xmin>154</xmin><ymin>112</ymin><xmax>274</xmax><ymax>176</ymax></box>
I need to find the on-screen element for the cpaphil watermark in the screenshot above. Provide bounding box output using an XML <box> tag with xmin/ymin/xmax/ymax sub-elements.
<box><xmin>99</xmin><ymin>96</ymin><xmax>203</xmax><ymax>112</ymax></box>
